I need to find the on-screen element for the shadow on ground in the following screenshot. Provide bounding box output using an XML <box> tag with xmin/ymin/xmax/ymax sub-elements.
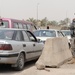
<box><xmin>0</xmin><ymin>60</ymin><xmax>37</xmax><ymax>74</ymax></box>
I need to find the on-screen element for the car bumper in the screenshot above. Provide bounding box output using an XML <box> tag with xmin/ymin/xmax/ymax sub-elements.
<box><xmin>0</xmin><ymin>53</ymin><xmax>19</xmax><ymax>64</ymax></box>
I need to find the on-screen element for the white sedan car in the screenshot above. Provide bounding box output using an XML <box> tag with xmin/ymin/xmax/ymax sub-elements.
<box><xmin>33</xmin><ymin>29</ymin><xmax>65</xmax><ymax>43</ymax></box>
<box><xmin>0</xmin><ymin>28</ymin><xmax>44</xmax><ymax>70</ymax></box>
<box><xmin>61</xmin><ymin>30</ymin><xmax>71</xmax><ymax>47</ymax></box>
<box><xmin>61</xmin><ymin>30</ymin><xmax>71</xmax><ymax>39</ymax></box>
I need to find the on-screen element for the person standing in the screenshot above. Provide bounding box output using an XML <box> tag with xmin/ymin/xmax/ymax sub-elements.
<box><xmin>68</xmin><ymin>18</ymin><xmax>75</xmax><ymax>64</ymax></box>
<box><xmin>47</xmin><ymin>26</ymin><xmax>49</xmax><ymax>29</ymax></box>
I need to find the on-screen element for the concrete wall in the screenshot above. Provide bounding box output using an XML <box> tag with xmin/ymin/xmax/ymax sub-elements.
<box><xmin>36</xmin><ymin>37</ymin><xmax>72</xmax><ymax>69</ymax></box>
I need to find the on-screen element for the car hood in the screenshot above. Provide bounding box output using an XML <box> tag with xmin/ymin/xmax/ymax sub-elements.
<box><xmin>36</xmin><ymin>37</ymin><xmax>54</xmax><ymax>41</ymax></box>
<box><xmin>66</xmin><ymin>35</ymin><xmax>71</xmax><ymax>40</ymax></box>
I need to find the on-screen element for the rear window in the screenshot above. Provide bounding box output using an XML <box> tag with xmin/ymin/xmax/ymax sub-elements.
<box><xmin>0</xmin><ymin>30</ymin><xmax>14</xmax><ymax>40</ymax></box>
<box><xmin>33</xmin><ymin>30</ymin><xmax>56</xmax><ymax>37</ymax></box>
<box><xmin>62</xmin><ymin>31</ymin><xmax>71</xmax><ymax>36</ymax></box>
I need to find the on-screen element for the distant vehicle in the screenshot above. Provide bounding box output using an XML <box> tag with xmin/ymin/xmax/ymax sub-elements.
<box><xmin>61</xmin><ymin>30</ymin><xmax>71</xmax><ymax>37</ymax></box>
<box><xmin>33</xmin><ymin>29</ymin><xmax>65</xmax><ymax>43</ymax></box>
<box><xmin>0</xmin><ymin>18</ymin><xmax>37</xmax><ymax>32</ymax></box>
<box><xmin>61</xmin><ymin>30</ymin><xmax>71</xmax><ymax>48</ymax></box>
<box><xmin>0</xmin><ymin>28</ymin><xmax>43</xmax><ymax>71</ymax></box>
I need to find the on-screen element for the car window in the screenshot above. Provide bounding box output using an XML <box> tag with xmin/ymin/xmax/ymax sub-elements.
<box><xmin>0</xmin><ymin>20</ymin><xmax>9</xmax><ymax>28</ymax></box>
<box><xmin>27</xmin><ymin>24</ymin><xmax>31</xmax><ymax>30</ymax></box>
<box><xmin>23</xmin><ymin>24</ymin><xmax>27</xmax><ymax>29</ymax></box>
<box><xmin>15</xmin><ymin>31</ymin><xmax>23</xmax><ymax>41</ymax></box>
<box><xmin>13</xmin><ymin>23</ymin><xmax>23</xmax><ymax>29</ymax></box>
<box><xmin>22</xmin><ymin>31</ymin><xmax>29</xmax><ymax>41</ymax></box>
<box><xmin>57</xmin><ymin>31</ymin><xmax>64</xmax><ymax>37</ymax></box>
<box><xmin>26</xmin><ymin>31</ymin><xmax>37</xmax><ymax>42</ymax></box>
<box><xmin>18</xmin><ymin>23</ymin><xmax>23</xmax><ymax>29</ymax></box>
<box><xmin>33</xmin><ymin>31</ymin><xmax>39</xmax><ymax>36</ymax></box>
<box><xmin>13</xmin><ymin>23</ymin><xmax>19</xmax><ymax>28</ymax></box>
<box><xmin>0</xmin><ymin>30</ymin><xmax>14</xmax><ymax>40</ymax></box>
<box><xmin>62</xmin><ymin>31</ymin><xmax>71</xmax><ymax>36</ymax></box>
<box><xmin>33</xmin><ymin>30</ymin><xmax>56</xmax><ymax>37</ymax></box>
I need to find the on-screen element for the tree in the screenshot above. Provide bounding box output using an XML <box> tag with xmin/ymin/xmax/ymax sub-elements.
<box><xmin>47</xmin><ymin>21</ymin><xmax>51</xmax><ymax>25</ymax></box>
<box><xmin>59</xmin><ymin>20</ymin><xmax>66</xmax><ymax>25</ymax></box>
<box><xmin>64</xmin><ymin>18</ymin><xmax>71</xmax><ymax>25</ymax></box>
<box><xmin>40</xmin><ymin>17</ymin><xmax>48</xmax><ymax>26</ymax></box>
<box><xmin>59</xmin><ymin>18</ymin><xmax>71</xmax><ymax>26</ymax></box>
<box><xmin>26</xmin><ymin>18</ymin><xmax>37</xmax><ymax>25</ymax></box>
<box><xmin>50</xmin><ymin>21</ymin><xmax>58</xmax><ymax>25</ymax></box>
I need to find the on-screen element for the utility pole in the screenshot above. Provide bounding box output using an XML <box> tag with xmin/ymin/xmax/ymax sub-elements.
<box><xmin>66</xmin><ymin>10</ymin><xmax>68</xmax><ymax>26</ymax></box>
<box><xmin>37</xmin><ymin>3</ymin><xmax>39</xmax><ymax>26</ymax></box>
<box><xmin>0</xmin><ymin>0</ymin><xmax>2</xmax><ymax>18</ymax></box>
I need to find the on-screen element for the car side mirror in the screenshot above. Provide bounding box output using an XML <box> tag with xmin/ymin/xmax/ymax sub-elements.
<box><xmin>37</xmin><ymin>39</ymin><xmax>41</xmax><ymax>42</ymax></box>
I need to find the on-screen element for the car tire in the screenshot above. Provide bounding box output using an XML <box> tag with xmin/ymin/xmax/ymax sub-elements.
<box><xmin>14</xmin><ymin>53</ymin><xmax>25</xmax><ymax>71</ymax></box>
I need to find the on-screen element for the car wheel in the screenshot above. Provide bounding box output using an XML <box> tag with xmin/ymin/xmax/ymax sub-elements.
<box><xmin>14</xmin><ymin>53</ymin><xmax>25</xmax><ymax>71</ymax></box>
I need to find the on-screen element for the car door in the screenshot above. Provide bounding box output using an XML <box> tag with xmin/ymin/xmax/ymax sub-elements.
<box><xmin>14</xmin><ymin>30</ymin><xmax>34</xmax><ymax>60</ymax></box>
<box><xmin>22</xmin><ymin>30</ymin><xmax>35</xmax><ymax>60</ymax></box>
<box><xmin>26</xmin><ymin>31</ymin><xmax>43</xmax><ymax>58</ymax></box>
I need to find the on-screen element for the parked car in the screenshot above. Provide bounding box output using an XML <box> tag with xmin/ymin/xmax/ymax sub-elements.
<box><xmin>0</xmin><ymin>18</ymin><xmax>37</xmax><ymax>32</ymax></box>
<box><xmin>61</xmin><ymin>30</ymin><xmax>71</xmax><ymax>39</ymax></box>
<box><xmin>61</xmin><ymin>30</ymin><xmax>71</xmax><ymax>48</ymax></box>
<box><xmin>33</xmin><ymin>29</ymin><xmax>65</xmax><ymax>43</ymax></box>
<box><xmin>0</xmin><ymin>28</ymin><xmax>44</xmax><ymax>70</ymax></box>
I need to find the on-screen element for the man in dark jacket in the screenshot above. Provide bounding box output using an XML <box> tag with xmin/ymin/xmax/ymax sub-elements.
<box><xmin>68</xmin><ymin>18</ymin><xmax>75</xmax><ymax>64</ymax></box>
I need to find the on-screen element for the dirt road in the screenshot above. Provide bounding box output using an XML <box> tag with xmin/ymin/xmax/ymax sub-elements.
<box><xmin>1</xmin><ymin>61</ymin><xmax>75</xmax><ymax>75</ymax></box>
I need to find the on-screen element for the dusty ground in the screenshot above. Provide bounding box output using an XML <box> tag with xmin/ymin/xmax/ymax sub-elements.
<box><xmin>0</xmin><ymin>60</ymin><xmax>75</xmax><ymax>75</ymax></box>
<box><xmin>14</xmin><ymin>63</ymin><xmax>75</xmax><ymax>75</ymax></box>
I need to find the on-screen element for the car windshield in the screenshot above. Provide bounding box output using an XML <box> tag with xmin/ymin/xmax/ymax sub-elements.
<box><xmin>0</xmin><ymin>30</ymin><xmax>14</xmax><ymax>40</ymax></box>
<box><xmin>33</xmin><ymin>30</ymin><xmax>56</xmax><ymax>37</ymax></box>
<box><xmin>62</xmin><ymin>31</ymin><xmax>71</xmax><ymax>36</ymax></box>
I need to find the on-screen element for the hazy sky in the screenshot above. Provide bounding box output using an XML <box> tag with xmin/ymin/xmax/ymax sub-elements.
<box><xmin>0</xmin><ymin>0</ymin><xmax>75</xmax><ymax>21</ymax></box>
